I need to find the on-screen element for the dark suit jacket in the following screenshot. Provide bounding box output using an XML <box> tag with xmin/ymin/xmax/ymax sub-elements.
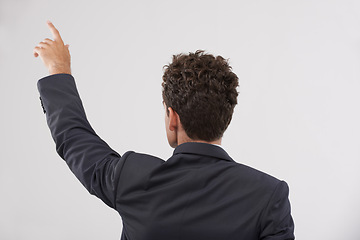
<box><xmin>37</xmin><ymin>74</ymin><xmax>295</xmax><ymax>240</ymax></box>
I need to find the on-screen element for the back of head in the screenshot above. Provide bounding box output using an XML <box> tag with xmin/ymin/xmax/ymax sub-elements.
<box><xmin>162</xmin><ymin>50</ymin><xmax>239</xmax><ymax>142</ymax></box>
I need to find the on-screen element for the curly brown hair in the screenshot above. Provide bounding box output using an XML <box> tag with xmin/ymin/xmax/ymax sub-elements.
<box><xmin>162</xmin><ymin>50</ymin><xmax>239</xmax><ymax>141</ymax></box>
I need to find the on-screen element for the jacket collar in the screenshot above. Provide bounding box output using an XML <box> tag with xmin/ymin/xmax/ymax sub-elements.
<box><xmin>173</xmin><ymin>142</ymin><xmax>234</xmax><ymax>162</ymax></box>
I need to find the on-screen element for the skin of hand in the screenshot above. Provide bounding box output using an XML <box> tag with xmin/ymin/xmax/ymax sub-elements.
<box><xmin>33</xmin><ymin>20</ymin><xmax>71</xmax><ymax>75</ymax></box>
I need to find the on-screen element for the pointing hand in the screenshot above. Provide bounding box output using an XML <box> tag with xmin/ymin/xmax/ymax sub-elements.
<box><xmin>34</xmin><ymin>21</ymin><xmax>71</xmax><ymax>75</ymax></box>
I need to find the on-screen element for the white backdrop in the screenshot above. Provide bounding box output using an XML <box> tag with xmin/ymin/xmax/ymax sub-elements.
<box><xmin>1</xmin><ymin>0</ymin><xmax>359</xmax><ymax>239</ymax></box>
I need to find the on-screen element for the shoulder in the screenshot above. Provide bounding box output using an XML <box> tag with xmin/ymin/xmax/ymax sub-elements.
<box><xmin>226</xmin><ymin>161</ymin><xmax>284</xmax><ymax>193</ymax></box>
<box><xmin>118</xmin><ymin>151</ymin><xmax>165</xmax><ymax>180</ymax></box>
<box><xmin>115</xmin><ymin>151</ymin><xmax>165</xmax><ymax>196</ymax></box>
<box><xmin>122</xmin><ymin>151</ymin><xmax>165</xmax><ymax>170</ymax></box>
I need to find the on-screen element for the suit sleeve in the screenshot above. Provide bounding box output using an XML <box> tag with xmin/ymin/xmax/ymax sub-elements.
<box><xmin>37</xmin><ymin>73</ymin><xmax>128</xmax><ymax>209</ymax></box>
<box><xmin>259</xmin><ymin>181</ymin><xmax>295</xmax><ymax>240</ymax></box>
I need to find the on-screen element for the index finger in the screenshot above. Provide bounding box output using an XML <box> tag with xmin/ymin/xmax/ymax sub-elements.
<box><xmin>47</xmin><ymin>20</ymin><xmax>63</xmax><ymax>43</ymax></box>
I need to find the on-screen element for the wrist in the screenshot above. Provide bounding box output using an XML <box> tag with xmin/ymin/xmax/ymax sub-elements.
<box><xmin>49</xmin><ymin>65</ymin><xmax>71</xmax><ymax>75</ymax></box>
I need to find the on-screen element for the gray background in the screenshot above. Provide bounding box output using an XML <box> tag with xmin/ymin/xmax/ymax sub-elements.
<box><xmin>1</xmin><ymin>0</ymin><xmax>359</xmax><ymax>239</ymax></box>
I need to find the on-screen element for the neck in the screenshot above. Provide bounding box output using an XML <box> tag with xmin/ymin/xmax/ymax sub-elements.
<box><xmin>172</xmin><ymin>122</ymin><xmax>222</xmax><ymax>147</ymax></box>
<box><xmin>177</xmin><ymin>134</ymin><xmax>222</xmax><ymax>146</ymax></box>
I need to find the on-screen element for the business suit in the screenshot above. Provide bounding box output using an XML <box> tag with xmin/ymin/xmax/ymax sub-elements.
<box><xmin>37</xmin><ymin>73</ymin><xmax>295</xmax><ymax>240</ymax></box>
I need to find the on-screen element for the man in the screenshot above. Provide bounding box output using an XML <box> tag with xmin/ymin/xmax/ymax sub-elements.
<box><xmin>34</xmin><ymin>21</ymin><xmax>295</xmax><ymax>240</ymax></box>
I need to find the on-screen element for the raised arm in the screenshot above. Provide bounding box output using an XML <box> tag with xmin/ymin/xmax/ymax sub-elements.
<box><xmin>34</xmin><ymin>21</ymin><xmax>126</xmax><ymax>209</ymax></box>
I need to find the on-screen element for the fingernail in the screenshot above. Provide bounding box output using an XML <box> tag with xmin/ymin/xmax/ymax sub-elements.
<box><xmin>47</xmin><ymin>20</ymin><xmax>51</xmax><ymax>24</ymax></box>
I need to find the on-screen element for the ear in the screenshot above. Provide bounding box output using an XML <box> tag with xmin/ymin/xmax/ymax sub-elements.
<box><xmin>168</xmin><ymin>107</ymin><xmax>179</xmax><ymax>131</ymax></box>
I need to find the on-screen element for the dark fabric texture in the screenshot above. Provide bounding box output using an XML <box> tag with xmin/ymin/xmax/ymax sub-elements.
<box><xmin>37</xmin><ymin>74</ymin><xmax>295</xmax><ymax>240</ymax></box>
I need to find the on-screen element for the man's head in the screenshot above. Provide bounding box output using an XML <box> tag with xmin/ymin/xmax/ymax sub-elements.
<box><xmin>162</xmin><ymin>50</ymin><xmax>239</xmax><ymax>147</ymax></box>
